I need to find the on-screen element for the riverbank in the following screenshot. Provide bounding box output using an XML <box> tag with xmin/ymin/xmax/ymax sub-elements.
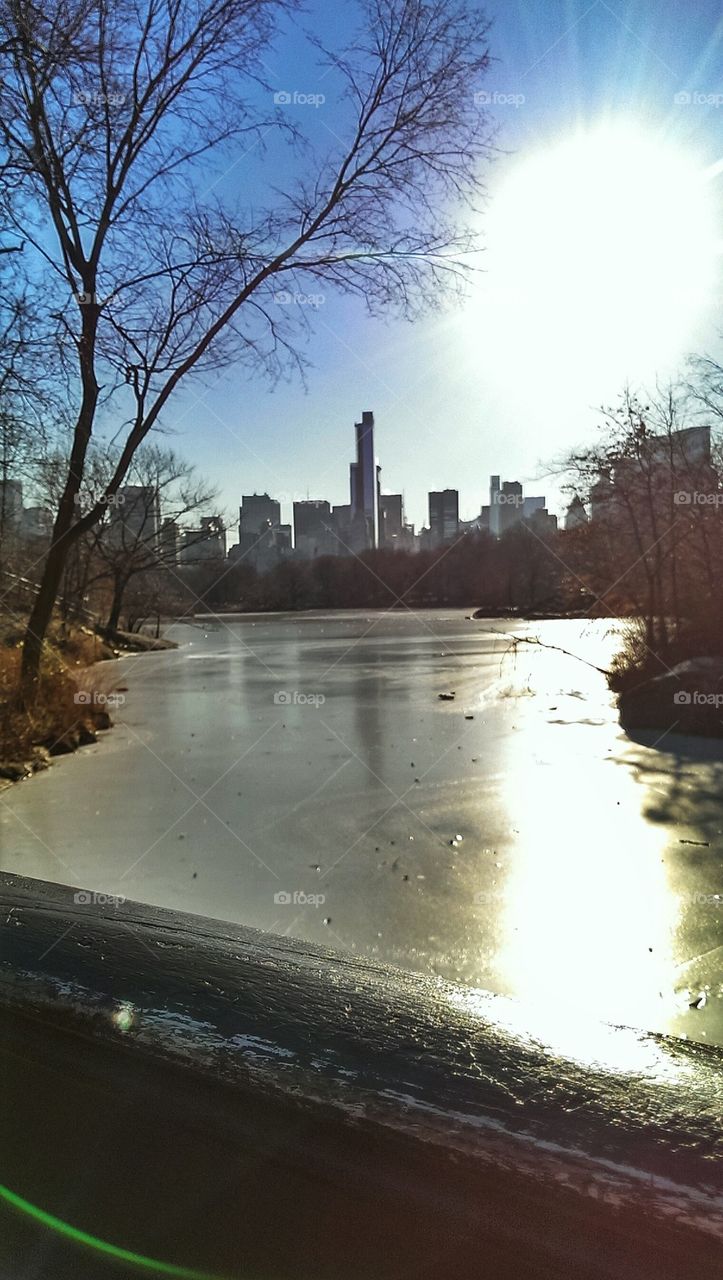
<box><xmin>0</xmin><ymin>620</ymin><xmax>177</xmax><ymax>788</ymax></box>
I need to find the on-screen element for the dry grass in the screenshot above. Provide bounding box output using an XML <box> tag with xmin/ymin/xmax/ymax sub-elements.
<box><xmin>607</xmin><ymin>622</ymin><xmax>656</xmax><ymax>692</ymax></box>
<box><xmin>0</xmin><ymin>625</ymin><xmax>118</xmax><ymax>764</ymax></box>
<box><xmin>608</xmin><ymin>616</ymin><xmax>723</xmax><ymax>693</ymax></box>
<box><xmin>49</xmin><ymin>622</ymin><xmax>118</xmax><ymax>665</ymax></box>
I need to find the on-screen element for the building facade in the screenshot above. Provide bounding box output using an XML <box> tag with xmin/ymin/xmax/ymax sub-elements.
<box><xmin>428</xmin><ymin>489</ymin><xmax>459</xmax><ymax>547</ymax></box>
<box><xmin>293</xmin><ymin>499</ymin><xmax>333</xmax><ymax>558</ymax></box>
<box><xmin>349</xmin><ymin>411</ymin><xmax>380</xmax><ymax>551</ymax></box>
<box><xmin>380</xmin><ymin>493</ymin><xmax>404</xmax><ymax>547</ymax></box>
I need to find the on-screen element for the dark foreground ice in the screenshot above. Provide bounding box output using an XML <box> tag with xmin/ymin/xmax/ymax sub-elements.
<box><xmin>1</xmin><ymin>610</ymin><xmax>721</xmax><ymax>1048</ymax></box>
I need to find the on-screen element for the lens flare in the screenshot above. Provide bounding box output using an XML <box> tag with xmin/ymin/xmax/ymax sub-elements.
<box><xmin>0</xmin><ymin>1182</ymin><xmax>232</xmax><ymax>1279</ymax></box>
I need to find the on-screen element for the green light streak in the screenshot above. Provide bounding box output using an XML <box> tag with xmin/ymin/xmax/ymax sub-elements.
<box><xmin>0</xmin><ymin>1182</ymin><xmax>231</xmax><ymax>1279</ymax></box>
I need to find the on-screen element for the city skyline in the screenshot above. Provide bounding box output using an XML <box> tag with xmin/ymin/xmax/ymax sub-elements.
<box><xmin>155</xmin><ymin>0</ymin><xmax>723</xmax><ymax>540</ymax></box>
<box><xmin>226</xmin><ymin>410</ymin><xmax>558</xmax><ymax>550</ymax></box>
<box><xmin>223</xmin><ymin>411</ymin><xmax>559</xmax><ymax>563</ymax></box>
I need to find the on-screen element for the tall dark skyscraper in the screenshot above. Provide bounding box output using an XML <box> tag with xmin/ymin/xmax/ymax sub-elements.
<box><xmin>293</xmin><ymin>499</ymin><xmax>333</xmax><ymax>557</ymax></box>
<box><xmin>428</xmin><ymin>489</ymin><xmax>459</xmax><ymax>547</ymax></box>
<box><xmin>380</xmin><ymin>493</ymin><xmax>403</xmax><ymax>545</ymax></box>
<box><xmin>239</xmin><ymin>493</ymin><xmax>281</xmax><ymax>539</ymax></box>
<box><xmin>349</xmin><ymin>410</ymin><xmax>379</xmax><ymax>549</ymax></box>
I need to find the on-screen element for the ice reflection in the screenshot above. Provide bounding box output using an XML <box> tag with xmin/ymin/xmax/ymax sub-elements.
<box><xmin>489</xmin><ymin>627</ymin><xmax>682</xmax><ymax>1046</ymax></box>
<box><xmin>448</xmin><ymin>985</ymin><xmax>690</xmax><ymax>1082</ymax></box>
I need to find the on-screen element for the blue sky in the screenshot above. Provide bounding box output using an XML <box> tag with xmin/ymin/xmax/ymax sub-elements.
<box><xmin>161</xmin><ymin>0</ymin><xmax>723</xmax><ymax>537</ymax></box>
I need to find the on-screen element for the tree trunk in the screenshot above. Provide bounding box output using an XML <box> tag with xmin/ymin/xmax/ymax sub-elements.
<box><xmin>106</xmin><ymin>577</ymin><xmax>126</xmax><ymax>634</ymax></box>
<box><xmin>20</xmin><ymin>531</ymin><xmax>71</xmax><ymax>697</ymax></box>
<box><xmin>20</xmin><ymin>304</ymin><xmax>100</xmax><ymax>698</ymax></box>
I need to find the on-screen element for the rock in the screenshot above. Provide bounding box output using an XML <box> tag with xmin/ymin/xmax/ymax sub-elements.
<box><xmin>0</xmin><ymin>761</ymin><xmax>32</xmax><ymax>781</ymax></box>
<box><xmin>0</xmin><ymin>746</ymin><xmax>53</xmax><ymax>785</ymax></box>
<box><xmin>438</xmin><ymin>692</ymin><xmax>455</xmax><ymax>701</ymax></box>
<box><xmin>619</xmin><ymin>657</ymin><xmax>723</xmax><ymax>737</ymax></box>
<box><xmin>48</xmin><ymin>729</ymin><xmax>81</xmax><ymax>756</ymax></box>
<box><xmin>107</xmin><ymin>629</ymin><xmax>177</xmax><ymax>652</ymax></box>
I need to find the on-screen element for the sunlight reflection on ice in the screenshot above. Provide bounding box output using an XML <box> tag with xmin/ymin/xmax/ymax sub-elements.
<box><xmin>470</xmin><ymin>621</ymin><xmax>685</xmax><ymax>1063</ymax></box>
<box><xmin>447</xmin><ymin>984</ymin><xmax>690</xmax><ymax>1081</ymax></box>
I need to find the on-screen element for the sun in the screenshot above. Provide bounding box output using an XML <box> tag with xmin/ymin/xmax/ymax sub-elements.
<box><xmin>474</xmin><ymin>121</ymin><xmax>721</xmax><ymax>395</ymax></box>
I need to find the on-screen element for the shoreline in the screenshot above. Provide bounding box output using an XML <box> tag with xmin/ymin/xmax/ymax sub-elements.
<box><xmin>0</xmin><ymin>625</ymin><xmax>178</xmax><ymax>791</ymax></box>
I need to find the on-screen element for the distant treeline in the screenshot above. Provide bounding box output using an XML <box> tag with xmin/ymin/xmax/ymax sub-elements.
<box><xmin>186</xmin><ymin>526</ymin><xmax>589</xmax><ymax>615</ymax></box>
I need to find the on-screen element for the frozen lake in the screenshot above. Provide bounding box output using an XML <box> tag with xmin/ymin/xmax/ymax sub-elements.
<box><xmin>2</xmin><ymin>610</ymin><xmax>722</xmax><ymax>1048</ymax></box>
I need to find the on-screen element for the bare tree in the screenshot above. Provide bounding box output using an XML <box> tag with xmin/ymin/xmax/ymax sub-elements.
<box><xmin>0</xmin><ymin>275</ymin><xmax>52</xmax><ymax>552</ymax></box>
<box><xmin>83</xmin><ymin>444</ymin><xmax>218</xmax><ymax>631</ymax></box>
<box><xmin>560</xmin><ymin>381</ymin><xmax>723</xmax><ymax>662</ymax></box>
<box><xmin>0</xmin><ymin>0</ymin><xmax>493</xmax><ymax>693</ymax></box>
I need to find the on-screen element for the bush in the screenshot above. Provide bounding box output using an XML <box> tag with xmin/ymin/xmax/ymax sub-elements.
<box><xmin>0</xmin><ymin>634</ymin><xmax>114</xmax><ymax>763</ymax></box>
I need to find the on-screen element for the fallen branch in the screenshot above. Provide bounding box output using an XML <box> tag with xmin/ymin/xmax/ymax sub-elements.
<box><xmin>478</xmin><ymin>628</ymin><xmax>612</xmax><ymax>677</ymax></box>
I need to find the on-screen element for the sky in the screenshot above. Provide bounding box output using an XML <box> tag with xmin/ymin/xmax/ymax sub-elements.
<box><xmin>160</xmin><ymin>0</ymin><xmax>723</xmax><ymax>539</ymax></box>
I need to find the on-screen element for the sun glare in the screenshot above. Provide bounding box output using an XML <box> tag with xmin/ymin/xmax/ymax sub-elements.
<box><xmin>476</xmin><ymin>122</ymin><xmax>721</xmax><ymax>394</ymax></box>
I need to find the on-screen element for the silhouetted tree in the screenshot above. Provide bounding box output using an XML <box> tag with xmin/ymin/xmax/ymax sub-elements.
<box><xmin>0</xmin><ymin>0</ymin><xmax>494</xmax><ymax>692</ymax></box>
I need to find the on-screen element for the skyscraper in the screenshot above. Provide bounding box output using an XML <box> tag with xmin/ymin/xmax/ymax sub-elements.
<box><xmin>489</xmin><ymin>476</ymin><xmax>524</xmax><ymax>537</ymax></box>
<box><xmin>293</xmin><ymin>499</ymin><xmax>333</xmax><ymax>557</ymax></box>
<box><xmin>428</xmin><ymin>489</ymin><xmax>459</xmax><ymax>547</ymax></box>
<box><xmin>380</xmin><ymin>493</ymin><xmax>403</xmax><ymax>546</ymax></box>
<box><xmin>239</xmin><ymin>493</ymin><xmax>281</xmax><ymax>538</ymax></box>
<box><xmin>109</xmin><ymin>485</ymin><xmax>161</xmax><ymax>548</ymax></box>
<box><xmin>0</xmin><ymin>479</ymin><xmax>23</xmax><ymax>534</ymax></box>
<box><xmin>489</xmin><ymin>475</ymin><xmax>501</xmax><ymax>536</ymax></box>
<box><xmin>349</xmin><ymin>411</ymin><xmax>379</xmax><ymax>550</ymax></box>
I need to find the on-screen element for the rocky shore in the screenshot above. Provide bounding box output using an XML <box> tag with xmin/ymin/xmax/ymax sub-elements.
<box><xmin>618</xmin><ymin>657</ymin><xmax>723</xmax><ymax>738</ymax></box>
<box><xmin>0</xmin><ymin>623</ymin><xmax>177</xmax><ymax>791</ymax></box>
